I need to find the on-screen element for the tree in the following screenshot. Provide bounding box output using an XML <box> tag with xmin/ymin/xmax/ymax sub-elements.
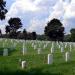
<box><xmin>7</xmin><ymin>17</ymin><xmax>22</xmax><ymax>38</ymax></box>
<box><xmin>0</xmin><ymin>0</ymin><xmax>7</xmax><ymax>20</ymax></box>
<box><xmin>8</xmin><ymin>17</ymin><xmax>22</xmax><ymax>31</ymax></box>
<box><xmin>57</xmin><ymin>27</ymin><xmax>64</xmax><ymax>41</ymax></box>
<box><xmin>64</xmin><ymin>34</ymin><xmax>71</xmax><ymax>42</ymax></box>
<box><xmin>70</xmin><ymin>28</ymin><xmax>75</xmax><ymax>42</ymax></box>
<box><xmin>5</xmin><ymin>25</ymin><xmax>10</xmax><ymax>34</ymax></box>
<box><xmin>31</xmin><ymin>32</ymin><xmax>37</xmax><ymax>40</ymax></box>
<box><xmin>44</xmin><ymin>18</ymin><xmax>64</xmax><ymax>41</ymax></box>
<box><xmin>27</xmin><ymin>32</ymin><xmax>32</xmax><ymax>40</ymax></box>
<box><xmin>23</xmin><ymin>29</ymin><xmax>27</xmax><ymax>40</ymax></box>
<box><xmin>37</xmin><ymin>34</ymin><xmax>47</xmax><ymax>40</ymax></box>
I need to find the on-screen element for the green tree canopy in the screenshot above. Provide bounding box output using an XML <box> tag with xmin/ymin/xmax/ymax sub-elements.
<box><xmin>31</xmin><ymin>32</ymin><xmax>37</xmax><ymax>40</ymax></box>
<box><xmin>6</xmin><ymin>17</ymin><xmax>22</xmax><ymax>38</ymax></box>
<box><xmin>44</xmin><ymin>18</ymin><xmax>64</xmax><ymax>41</ymax></box>
<box><xmin>0</xmin><ymin>0</ymin><xmax>7</xmax><ymax>20</ymax></box>
<box><xmin>8</xmin><ymin>17</ymin><xmax>22</xmax><ymax>31</ymax></box>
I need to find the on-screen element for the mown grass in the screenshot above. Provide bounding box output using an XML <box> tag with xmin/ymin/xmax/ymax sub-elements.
<box><xmin>0</xmin><ymin>39</ymin><xmax>75</xmax><ymax>75</ymax></box>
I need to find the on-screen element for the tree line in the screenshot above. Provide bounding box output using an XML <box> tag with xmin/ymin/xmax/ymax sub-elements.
<box><xmin>0</xmin><ymin>0</ymin><xmax>75</xmax><ymax>42</ymax></box>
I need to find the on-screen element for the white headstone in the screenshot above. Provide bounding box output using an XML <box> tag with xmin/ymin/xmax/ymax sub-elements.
<box><xmin>12</xmin><ymin>43</ymin><xmax>16</xmax><ymax>49</ymax></box>
<box><xmin>51</xmin><ymin>42</ymin><xmax>54</xmax><ymax>53</ymax></box>
<box><xmin>65</xmin><ymin>43</ymin><xmax>67</xmax><ymax>48</ymax></box>
<box><xmin>52</xmin><ymin>42</ymin><xmax>54</xmax><ymax>47</ymax></box>
<box><xmin>38</xmin><ymin>48</ymin><xmax>41</xmax><ymax>54</ymax></box>
<box><xmin>65</xmin><ymin>52</ymin><xmax>70</xmax><ymax>62</ymax></box>
<box><xmin>32</xmin><ymin>43</ymin><xmax>34</xmax><ymax>47</ymax></box>
<box><xmin>59</xmin><ymin>45</ymin><xmax>61</xmax><ymax>49</ymax></box>
<box><xmin>61</xmin><ymin>47</ymin><xmax>64</xmax><ymax>53</ymax></box>
<box><xmin>51</xmin><ymin>47</ymin><xmax>54</xmax><ymax>53</ymax></box>
<box><xmin>3</xmin><ymin>49</ymin><xmax>8</xmax><ymax>56</ymax></box>
<box><xmin>43</xmin><ymin>45</ymin><xmax>46</xmax><ymax>49</ymax></box>
<box><xmin>34</xmin><ymin>45</ymin><xmax>37</xmax><ymax>50</ymax></box>
<box><xmin>45</xmin><ymin>43</ymin><xmax>48</xmax><ymax>48</ymax></box>
<box><xmin>57</xmin><ymin>41</ymin><xmax>59</xmax><ymax>46</ymax></box>
<box><xmin>23</xmin><ymin>43</ymin><xmax>27</xmax><ymax>55</ymax></box>
<box><xmin>21</xmin><ymin>61</ymin><xmax>27</xmax><ymax>69</ymax></box>
<box><xmin>48</xmin><ymin>54</ymin><xmax>53</xmax><ymax>64</ymax></box>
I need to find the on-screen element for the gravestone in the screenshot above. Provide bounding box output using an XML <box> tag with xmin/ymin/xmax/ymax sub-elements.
<box><xmin>48</xmin><ymin>54</ymin><xmax>53</xmax><ymax>64</ymax></box>
<box><xmin>61</xmin><ymin>47</ymin><xmax>64</xmax><ymax>53</ymax></box>
<box><xmin>65</xmin><ymin>52</ymin><xmax>70</xmax><ymax>62</ymax></box>
<box><xmin>23</xmin><ymin>43</ymin><xmax>27</xmax><ymax>55</ymax></box>
<box><xmin>70</xmin><ymin>44</ymin><xmax>72</xmax><ymax>52</ymax></box>
<box><xmin>33</xmin><ymin>45</ymin><xmax>37</xmax><ymax>50</ymax></box>
<box><xmin>3</xmin><ymin>49</ymin><xmax>8</xmax><ymax>56</ymax></box>
<box><xmin>51</xmin><ymin>42</ymin><xmax>54</xmax><ymax>53</ymax></box>
<box><xmin>38</xmin><ymin>48</ymin><xmax>41</xmax><ymax>54</ymax></box>
<box><xmin>21</xmin><ymin>61</ymin><xmax>27</xmax><ymax>69</ymax></box>
<box><xmin>65</xmin><ymin>43</ymin><xmax>67</xmax><ymax>48</ymax></box>
<box><xmin>43</xmin><ymin>44</ymin><xmax>46</xmax><ymax>49</ymax></box>
<box><xmin>59</xmin><ymin>45</ymin><xmax>61</xmax><ymax>49</ymax></box>
<box><xmin>51</xmin><ymin>47</ymin><xmax>54</xmax><ymax>53</ymax></box>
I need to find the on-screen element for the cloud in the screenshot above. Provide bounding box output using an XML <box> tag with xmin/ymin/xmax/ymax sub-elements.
<box><xmin>64</xmin><ymin>2</ymin><xmax>75</xmax><ymax>19</ymax></box>
<box><xmin>28</xmin><ymin>18</ymin><xmax>47</xmax><ymax>34</ymax></box>
<box><xmin>6</xmin><ymin>0</ymin><xmax>40</xmax><ymax>19</ymax></box>
<box><xmin>0</xmin><ymin>25</ymin><xmax>6</xmax><ymax>34</ymax></box>
<box><xmin>48</xmin><ymin>0</ymin><xmax>71</xmax><ymax>21</ymax></box>
<box><xmin>1</xmin><ymin>0</ymin><xmax>75</xmax><ymax>34</ymax></box>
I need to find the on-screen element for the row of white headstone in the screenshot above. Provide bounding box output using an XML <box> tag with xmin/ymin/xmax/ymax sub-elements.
<box><xmin>2</xmin><ymin>39</ymin><xmax>73</xmax><ymax>56</ymax></box>
<box><xmin>21</xmin><ymin>52</ymin><xmax>70</xmax><ymax>69</ymax></box>
<box><xmin>48</xmin><ymin>52</ymin><xmax>70</xmax><ymax>64</ymax></box>
<box><xmin>22</xmin><ymin>41</ymin><xmax>73</xmax><ymax>55</ymax></box>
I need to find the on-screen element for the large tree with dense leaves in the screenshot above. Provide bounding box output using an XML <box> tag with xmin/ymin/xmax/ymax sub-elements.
<box><xmin>8</xmin><ymin>17</ymin><xmax>22</xmax><ymax>31</ymax></box>
<box><xmin>0</xmin><ymin>0</ymin><xmax>7</xmax><ymax>20</ymax></box>
<box><xmin>70</xmin><ymin>28</ymin><xmax>75</xmax><ymax>42</ymax></box>
<box><xmin>44</xmin><ymin>18</ymin><xmax>64</xmax><ymax>41</ymax></box>
<box><xmin>31</xmin><ymin>32</ymin><xmax>37</xmax><ymax>40</ymax></box>
<box><xmin>6</xmin><ymin>17</ymin><xmax>22</xmax><ymax>38</ymax></box>
<box><xmin>5</xmin><ymin>25</ymin><xmax>10</xmax><ymax>34</ymax></box>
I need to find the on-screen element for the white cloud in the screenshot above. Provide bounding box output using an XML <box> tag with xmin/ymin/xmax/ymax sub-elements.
<box><xmin>6</xmin><ymin>0</ymin><xmax>40</xmax><ymax>20</ymax></box>
<box><xmin>62</xmin><ymin>0</ymin><xmax>75</xmax><ymax>28</ymax></box>
<box><xmin>0</xmin><ymin>25</ymin><xmax>6</xmax><ymax>34</ymax></box>
<box><xmin>48</xmin><ymin>0</ymin><xmax>68</xmax><ymax>21</ymax></box>
<box><xmin>28</xmin><ymin>18</ymin><xmax>47</xmax><ymax>34</ymax></box>
<box><xmin>47</xmin><ymin>0</ymin><xmax>74</xmax><ymax>27</ymax></box>
<box><xmin>1</xmin><ymin>0</ymin><xmax>75</xmax><ymax>34</ymax></box>
<box><xmin>64</xmin><ymin>2</ymin><xmax>75</xmax><ymax>19</ymax></box>
<box><xmin>34</xmin><ymin>0</ymin><xmax>42</xmax><ymax>5</ymax></box>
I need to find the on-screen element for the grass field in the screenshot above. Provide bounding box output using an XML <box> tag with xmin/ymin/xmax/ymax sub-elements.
<box><xmin>0</xmin><ymin>38</ymin><xmax>75</xmax><ymax>75</ymax></box>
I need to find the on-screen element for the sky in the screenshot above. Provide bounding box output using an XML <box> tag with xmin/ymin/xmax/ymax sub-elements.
<box><xmin>0</xmin><ymin>0</ymin><xmax>75</xmax><ymax>34</ymax></box>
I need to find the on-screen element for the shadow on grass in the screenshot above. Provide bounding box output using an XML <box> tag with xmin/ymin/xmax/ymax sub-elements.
<box><xmin>0</xmin><ymin>48</ymin><xmax>3</xmax><ymax>55</ymax></box>
<box><xmin>0</xmin><ymin>67</ymin><xmax>62</xmax><ymax>75</ymax></box>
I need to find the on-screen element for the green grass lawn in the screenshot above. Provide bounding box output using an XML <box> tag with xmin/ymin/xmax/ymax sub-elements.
<box><xmin>0</xmin><ymin>39</ymin><xmax>75</xmax><ymax>75</ymax></box>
